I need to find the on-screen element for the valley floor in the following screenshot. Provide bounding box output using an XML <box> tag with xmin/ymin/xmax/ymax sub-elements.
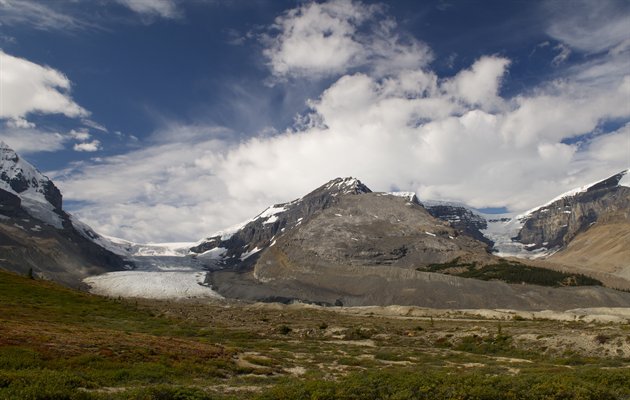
<box><xmin>2</xmin><ymin>270</ymin><xmax>630</xmax><ymax>399</ymax></box>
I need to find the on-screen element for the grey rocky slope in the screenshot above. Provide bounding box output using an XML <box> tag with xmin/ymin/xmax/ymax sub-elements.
<box><xmin>0</xmin><ymin>142</ymin><xmax>128</xmax><ymax>287</ymax></box>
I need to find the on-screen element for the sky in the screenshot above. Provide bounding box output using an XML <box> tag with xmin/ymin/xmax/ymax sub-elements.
<box><xmin>0</xmin><ymin>0</ymin><xmax>628</xmax><ymax>243</ymax></box>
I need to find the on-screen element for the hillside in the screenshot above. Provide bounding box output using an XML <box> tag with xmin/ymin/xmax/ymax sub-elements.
<box><xmin>2</xmin><ymin>268</ymin><xmax>630</xmax><ymax>399</ymax></box>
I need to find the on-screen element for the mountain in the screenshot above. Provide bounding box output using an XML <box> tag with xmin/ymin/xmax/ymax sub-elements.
<box><xmin>191</xmin><ymin>177</ymin><xmax>630</xmax><ymax>309</ymax></box>
<box><xmin>516</xmin><ymin>169</ymin><xmax>630</xmax><ymax>286</ymax></box>
<box><xmin>0</xmin><ymin>142</ymin><xmax>128</xmax><ymax>287</ymax></box>
<box><xmin>189</xmin><ymin>177</ymin><xmax>373</xmax><ymax>263</ymax></box>
<box><xmin>515</xmin><ymin>169</ymin><xmax>630</xmax><ymax>251</ymax></box>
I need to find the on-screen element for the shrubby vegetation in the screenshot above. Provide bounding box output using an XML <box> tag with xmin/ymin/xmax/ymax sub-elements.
<box><xmin>257</xmin><ymin>368</ymin><xmax>628</xmax><ymax>400</ymax></box>
<box><xmin>420</xmin><ymin>258</ymin><xmax>602</xmax><ymax>287</ymax></box>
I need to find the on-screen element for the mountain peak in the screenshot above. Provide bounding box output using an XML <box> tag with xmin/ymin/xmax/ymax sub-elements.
<box><xmin>319</xmin><ymin>177</ymin><xmax>372</xmax><ymax>196</ymax></box>
<box><xmin>0</xmin><ymin>141</ymin><xmax>19</xmax><ymax>163</ymax></box>
<box><xmin>0</xmin><ymin>142</ymin><xmax>63</xmax><ymax>210</ymax></box>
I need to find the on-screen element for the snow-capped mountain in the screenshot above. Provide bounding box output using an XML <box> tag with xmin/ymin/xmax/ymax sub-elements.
<box><xmin>471</xmin><ymin>169</ymin><xmax>630</xmax><ymax>263</ymax></box>
<box><xmin>0</xmin><ymin>141</ymin><xmax>64</xmax><ymax>228</ymax></box>
<box><xmin>515</xmin><ymin>169</ymin><xmax>629</xmax><ymax>250</ymax></box>
<box><xmin>0</xmin><ymin>142</ymin><xmax>128</xmax><ymax>287</ymax></box>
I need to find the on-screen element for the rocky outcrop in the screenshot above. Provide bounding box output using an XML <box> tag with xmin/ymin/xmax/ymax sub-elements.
<box><xmin>516</xmin><ymin>171</ymin><xmax>630</xmax><ymax>250</ymax></box>
<box><xmin>0</xmin><ymin>188</ymin><xmax>21</xmax><ymax>214</ymax></box>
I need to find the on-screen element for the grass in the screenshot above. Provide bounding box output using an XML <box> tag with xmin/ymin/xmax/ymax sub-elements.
<box><xmin>1</xmin><ymin>269</ymin><xmax>629</xmax><ymax>399</ymax></box>
<box><xmin>419</xmin><ymin>257</ymin><xmax>603</xmax><ymax>287</ymax></box>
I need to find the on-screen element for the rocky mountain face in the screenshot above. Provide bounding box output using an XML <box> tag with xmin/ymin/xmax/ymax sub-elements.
<box><xmin>0</xmin><ymin>142</ymin><xmax>128</xmax><ymax>287</ymax></box>
<box><xmin>190</xmin><ymin>177</ymin><xmax>372</xmax><ymax>264</ymax></box>
<box><xmin>421</xmin><ymin>201</ymin><xmax>493</xmax><ymax>248</ymax></box>
<box><xmin>516</xmin><ymin>170</ymin><xmax>630</xmax><ymax>250</ymax></box>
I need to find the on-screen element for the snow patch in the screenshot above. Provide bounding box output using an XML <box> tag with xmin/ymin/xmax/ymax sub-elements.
<box><xmin>386</xmin><ymin>191</ymin><xmax>417</xmax><ymax>201</ymax></box>
<box><xmin>256</xmin><ymin>205</ymin><xmax>287</xmax><ymax>221</ymax></box>
<box><xmin>19</xmin><ymin>195</ymin><xmax>63</xmax><ymax>229</ymax></box>
<box><xmin>263</xmin><ymin>215</ymin><xmax>279</xmax><ymax>225</ymax></box>
<box><xmin>619</xmin><ymin>168</ymin><xmax>630</xmax><ymax>188</ymax></box>
<box><xmin>240</xmin><ymin>247</ymin><xmax>261</xmax><ymax>261</ymax></box>
<box><xmin>198</xmin><ymin>247</ymin><xmax>227</xmax><ymax>260</ymax></box>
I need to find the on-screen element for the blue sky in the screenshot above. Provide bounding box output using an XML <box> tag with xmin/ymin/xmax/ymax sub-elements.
<box><xmin>0</xmin><ymin>0</ymin><xmax>628</xmax><ymax>242</ymax></box>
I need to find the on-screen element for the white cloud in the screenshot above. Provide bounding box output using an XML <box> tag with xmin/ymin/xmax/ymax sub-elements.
<box><xmin>0</xmin><ymin>128</ymin><xmax>66</xmax><ymax>154</ymax></box>
<box><xmin>5</xmin><ymin>117</ymin><xmax>35</xmax><ymax>129</ymax></box>
<box><xmin>73</xmin><ymin>140</ymin><xmax>101</xmax><ymax>152</ymax></box>
<box><xmin>0</xmin><ymin>50</ymin><xmax>88</xmax><ymax>120</ymax></box>
<box><xmin>81</xmin><ymin>118</ymin><xmax>108</xmax><ymax>132</ymax></box>
<box><xmin>545</xmin><ymin>0</ymin><xmax>630</xmax><ymax>53</ymax></box>
<box><xmin>115</xmin><ymin>0</ymin><xmax>180</xmax><ymax>19</ymax></box>
<box><xmin>69</xmin><ymin>129</ymin><xmax>91</xmax><ymax>141</ymax></box>
<box><xmin>443</xmin><ymin>56</ymin><xmax>510</xmax><ymax>111</ymax></box>
<box><xmin>551</xmin><ymin>43</ymin><xmax>571</xmax><ymax>66</ymax></box>
<box><xmin>264</xmin><ymin>0</ymin><xmax>372</xmax><ymax>78</ymax></box>
<box><xmin>582</xmin><ymin>124</ymin><xmax>630</xmax><ymax>165</ymax></box>
<box><xmin>263</xmin><ymin>0</ymin><xmax>431</xmax><ymax>80</ymax></box>
<box><xmin>0</xmin><ymin>0</ymin><xmax>90</xmax><ymax>31</ymax></box>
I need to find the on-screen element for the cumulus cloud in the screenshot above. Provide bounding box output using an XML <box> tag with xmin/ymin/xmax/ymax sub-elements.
<box><xmin>263</xmin><ymin>0</ymin><xmax>431</xmax><ymax>80</ymax></box>
<box><xmin>0</xmin><ymin>50</ymin><xmax>88</xmax><ymax>120</ymax></box>
<box><xmin>443</xmin><ymin>56</ymin><xmax>510</xmax><ymax>111</ymax></box>
<box><xmin>55</xmin><ymin>0</ymin><xmax>630</xmax><ymax>243</ymax></box>
<box><xmin>68</xmin><ymin>129</ymin><xmax>91</xmax><ymax>141</ymax></box>
<box><xmin>73</xmin><ymin>140</ymin><xmax>101</xmax><ymax>152</ymax></box>
<box><xmin>5</xmin><ymin>117</ymin><xmax>35</xmax><ymax>129</ymax></box>
<box><xmin>115</xmin><ymin>0</ymin><xmax>180</xmax><ymax>19</ymax></box>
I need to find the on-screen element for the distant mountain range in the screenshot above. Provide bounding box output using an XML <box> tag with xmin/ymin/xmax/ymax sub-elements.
<box><xmin>1</xmin><ymin>142</ymin><xmax>629</xmax><ymax>309</ymax></box>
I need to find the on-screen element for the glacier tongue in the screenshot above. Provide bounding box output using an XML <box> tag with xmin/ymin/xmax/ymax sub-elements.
<box><xmin>480</xmin><ymin>214</ymin><xmax>557</xmax><ymax>259</ymax></box>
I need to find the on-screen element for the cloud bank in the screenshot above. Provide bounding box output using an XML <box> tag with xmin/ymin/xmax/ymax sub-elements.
<box><xmin>50</xmin><ymin>0</ymin><xmax>630</xmax><ymax>242</ymax></box>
